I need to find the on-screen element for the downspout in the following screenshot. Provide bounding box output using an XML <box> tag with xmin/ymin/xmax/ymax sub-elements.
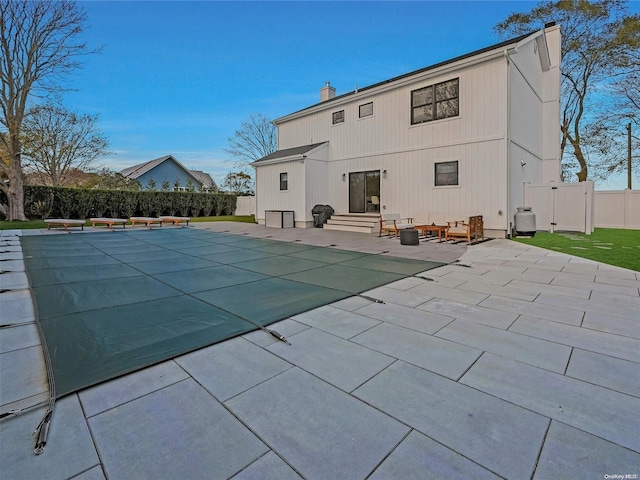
<box><xmin>504</xmin><ymin>48</ymin><xmax>515</xmax><ymax>238</ymax></box>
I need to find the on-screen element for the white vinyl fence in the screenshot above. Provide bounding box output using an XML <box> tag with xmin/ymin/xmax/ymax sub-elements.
<box><xmin>523</xmin><ymin>182</ymin><xmax>595</xmax><ymax>234</ymax></box>
<box><xmin>594</xmin><ymin>190</ymin><xmax>640</xmax><ymax>230</ymax></box>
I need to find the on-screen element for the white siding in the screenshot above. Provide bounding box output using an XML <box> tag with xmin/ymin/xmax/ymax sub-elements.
<box><xmin>257</xmin><ymin>26</ymin><xmax>561</xmax><ymax>236</ymax></box>
<box><xmin>255</xmin><ymin>160</ymin><xmax>306</xmax><ymax>226</ymax></box>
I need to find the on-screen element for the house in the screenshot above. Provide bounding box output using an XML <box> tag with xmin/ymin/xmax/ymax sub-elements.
<box><xmin>252</xmin><ymin>24</ymin><xmax>561</xmax><ymax>238</ymax></box>
<box><xmin>121</xmin><ymin>155</ymin><xmax>218</xmax><ymax>192</ymax></box>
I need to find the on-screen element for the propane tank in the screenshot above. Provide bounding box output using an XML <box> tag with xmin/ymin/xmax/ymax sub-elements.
<box><xmin>514</xmin><ymin>206</ymin><xmax>536</xmax><ymax>236</ymax></box>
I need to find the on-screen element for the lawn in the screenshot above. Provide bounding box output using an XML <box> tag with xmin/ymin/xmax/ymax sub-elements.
<box><xmin>513</xmin><ymin>228</ymin><xmax>640</xmax><ymax>272</ymax></box>
<box><xmin>0</xmin><ymin>215</ymin><xmax>256</xmax><ymax>230</ymax></box>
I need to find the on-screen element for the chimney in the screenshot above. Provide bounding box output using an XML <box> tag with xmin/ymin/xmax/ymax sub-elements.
<box><xmin>320</xmin><ymin>81</ymin><xmax>336</xmax><ymax>102</ymax></box>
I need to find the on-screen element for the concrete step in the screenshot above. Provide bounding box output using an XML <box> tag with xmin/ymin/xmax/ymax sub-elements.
<box><xmin>322</xmin><ymin>223</ymin><xmax>376</xmax><ymax>234</ymax></box>
<box><xmin>326</xmin><ymin>218</ymin><xmax>379</xmax><ymax>228</ymax></box>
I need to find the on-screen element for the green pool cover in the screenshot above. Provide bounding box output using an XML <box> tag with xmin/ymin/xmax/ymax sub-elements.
<box><xmin>21</xmin><ymin>229</ymin><xmax>444</xmax><ymax>397</ymax></box>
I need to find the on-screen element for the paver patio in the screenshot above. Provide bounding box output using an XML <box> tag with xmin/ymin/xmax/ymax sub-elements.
<box><xmin>1</xmin><ymin>222</ymin><xmax>639</xmax><ymax>479</ymax></box>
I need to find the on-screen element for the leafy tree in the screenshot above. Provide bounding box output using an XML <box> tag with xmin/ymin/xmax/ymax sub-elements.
<box><xmin>161</xmin><ymin>180</ymin><xmax>171</xmax><ymax>191</ymax></box>
<box><xmin>225</xmin><ymin>113</ymin><xmax>277</xmax><ymax>171</ymax></box>
<box><xmin>495</xmin><ymin>0</ymin><xmax>640</xmax><ymax>182</ymax></box>
<box><xmin>84</xmin><ymin>168</ymin><xmax>141</xmax><ymax>191</ymax></box>
<box><xmin>146</xmin><ymin>178</ymin><xmax>157</xmax><ymax>191</ymax></box>
<box><xmin>222</xmin><ymin>171</ymin><xmax>255</xmax><ymax>195</ymax></box>
<box><xmin>21</xmin><ymin>103</ymin><xmax>110</xmax><ymax>187</ymax></box>
<box><xmin>0</xmin><ymin>0</ymin><xmax>95</xmax><ymax>220</ymax></box>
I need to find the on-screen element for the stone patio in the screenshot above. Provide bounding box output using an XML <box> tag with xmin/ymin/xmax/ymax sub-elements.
<box><xmin>1</xmin><ymin>222</ymin><xmax>638</xmax><ymax>479</ymax></box>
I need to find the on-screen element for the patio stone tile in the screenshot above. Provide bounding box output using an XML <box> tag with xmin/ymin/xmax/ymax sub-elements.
<box><xmin>460</xmin><ymin>353</ymin><xmax>640</xmax><ymax>453</ymax></box>
<box><xmin>439</xmin><ymin>271</ymin><xmax>512</xmax><ymax>286</ymax></box>
<box><xmin>231</xmin><ymin>451</ymin><xmax>302</xmax><ymax>480</ymax></box>
<box><xmin>90</xmin><ymin>379</ymin><xmax>268</xmax><ymax>480</ymax></box>
<box><xmin>0</xmin><ymin>289</ymin><xmax>34</xmax><ymax>324</ymax></box>
<box><xmin>534</xmin><ymin>421</ymin><xmax>640</xmax><ymax>480</ymax></box>
<box><xmin>0</xmin><ymin>346</ymin><xmax>48</xmax><ymax>406</ymax></box>
<box><xmin>565</xmin><ymin>349</ymin><xmax>640</xmax><ymax>398</ymax></box>
<box><xmin>226</xmin><ymin>367</ymin><xmax>409</xmax><ymax>480</ymax></box>
<box><xmin>369</xmin><ymin>430</ymin><xmax>499</xmax><ymax>480</ymax></box>
<box><xmin>407</xmin><ymin>282</ymin><xmax>489</xmax><ymax>305</ymax></box>
<box><xmin>352</xmin><ymin>322</ymin><xmax>481</xmax><ymax>380</ymax></box>
<box><xmin>266</xmin><ymin>328</ymin><xmax>394</xmax><ymax>392</ymax></box>
<box><xmin>457</xmin><ymin>280</ymin><xmax>539</xmax><ymax>301</ymax></box>
<box><xmin>243</xmin><ymin>319</ymin><xmax>310</xmax><ymax>347</ymax></box>
<box><xmin>330</xmin><ymin>295</ymin><xmax>372</xmax><ymax>311</ymax></box>
<box><xmin>176</xmin><ymin>336</ymin><xmax>292</xmax><ymax>401</ymax></box>
<box><xmin>436</xmin><ymin>319</ymin><xmax>571</xmax><ymax>373</ymax></box>
<box><xmin>507</xmin><ymin>279</ymin><xmax>591</xmax><ymax>299</ymax></box>
<box><xmin>0</xmin><ymin>271</ymin><xmax>29</xmax><ymax>290</ymax></box>
<box><xmin>353</xmin><ymin>361</ymin><xmax>548</xmax><ymax>480</ymax></box>
<box><xmin>479</xmin><ymin>295</ymin><xmax>584</xmax><ymax>325</ymax></box>
<box><xmin>502</xmin><ymin>260</ymin><xmax>564</xmax><ymax>271</ymax></box>
<box><xmin>417</xmin><ymin>297</ymin><xmax>517</xmax><ymax>329</ymax></box>
<box><xmin>382</xmin><ymin>276</ymin><xmax>432</xmax><ymax>290</ymax></box>
<box><xmin>0</xmin><ymin>259</ymin><xmax>25</xmax><ymax>272</ymax></box>
<box><xmin>354</xmin><ymin>302</ymin><xmax>452</xmax><ymax>335</ymax></box>
<box><xmin>0</xmin><ymin>323</ymin><xmax>39</xmax><ymax>354</ymax></box>
<box><xmin>593</xmin><ymin>274</ymin><xmax>640</xmax><ymax>289</ymax></box>
<box><xmin>361</xmin><ymin>285</ymin><xmax>433</xmax><ymax>307</ymax></box>
<box><xmin>510</xmin><ymin>316</ymin><xmax>640</xmax><ymax>363</ymax></box>
<box><xmin>79</xmin><ymin>361</ymin><xmax>190</xmax><ymax>417</ymax></box>
<box><xmin>292</xmin><ymin>305</ymin><xmax>380</xmax><ymax>339</ymax></box>
<box><xmin>535</xmin><ymin>293</ymin><xmax>637</xmax><ymax>321</ymax></box>
<box><xmin>589</xmin><ymin>290</ymin><xmax>640</xmax><ymax>307</ymax></box>
<box><xmin>582</xmin><ymin>311</ymin><xmax>640</xmax><ymax>340</ymax></box>
<box><xmin>0</xmin><ymin>396</ymin><xmax>100</xmax><ymax>480</ymax></box>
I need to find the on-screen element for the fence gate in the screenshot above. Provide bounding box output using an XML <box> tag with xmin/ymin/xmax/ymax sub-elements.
<box><xmin>523</xmin><ymin>182</ymin><xmax>594</xmax><ymax>234</ymax></box>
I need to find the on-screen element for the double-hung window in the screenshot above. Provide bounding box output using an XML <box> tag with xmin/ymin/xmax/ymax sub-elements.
<box><xmin>435</xmin><ymin>161</ymin><xmax>458</xmax><ymax>186</ymax></box>
<box><xmin>411</xmin><ymin>78</ymin><xmax>459</xmax><ymax>124</ymax></box>
<box><xmin>279</xmin><ymin>172</ymin><xmax>288</xmax><ymax>191</ymax></box>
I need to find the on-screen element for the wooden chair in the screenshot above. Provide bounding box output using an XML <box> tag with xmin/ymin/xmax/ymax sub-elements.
<box><xmin>379</xmin><ymin>213</ymin><xmax>414</xmax><ymax>237</ymax></box>
<box><xmin>445</xmin><ymin>215</ymin><xmax>484</xmax><ymax>244</ymax></box>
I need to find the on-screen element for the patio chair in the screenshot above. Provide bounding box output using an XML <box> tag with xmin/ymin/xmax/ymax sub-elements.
<box><xmin>379</xmin><ymin>213</ymin><xmax>414</xmax><ymax>237</ymax></box>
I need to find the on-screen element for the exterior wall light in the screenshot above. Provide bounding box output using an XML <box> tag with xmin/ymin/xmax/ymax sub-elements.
<box><xmin>342</xmin><ymin>173</ymin><xmax>346</xmax><ymax>181</ymax></box>
<box><xmin>382</xmin><ymin>169</ymin><xmax>387</xmax><ymax>179</ymax></box>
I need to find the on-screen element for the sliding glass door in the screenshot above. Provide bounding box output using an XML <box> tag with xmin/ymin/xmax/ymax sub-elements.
<box><xmin>349</xmin><ymin>170</ymin><xmax>380</xmax><ymax>213</ymax></box>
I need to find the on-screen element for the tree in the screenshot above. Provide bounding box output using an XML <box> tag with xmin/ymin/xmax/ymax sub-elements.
<box><xmin>222</xmin><ymin>171</ymin><xmax>254</xmax><ymax>195</ymax></box>
<box><xmin>225</xmin><ymin>113</ymin><xmax>277</xmax><ymax>171</ymax></box>
<box><xmin>83</xmin><ymin>167</ymin><xmax>141</xmax><ymax>191</ymax></box>
<box><xmin>21</xmin><ymin>103</ymin><xmax>109</xmax><ymax>187</ymax></box>
<box><xmin>495</xmin><ymin>0</ymin><xmax>640</xmax><ymax>182</ymax></box>
<box><xmin>0</xmin><ymin>0</ymin><xmax>93</xmax><ymax>220</ymax></box>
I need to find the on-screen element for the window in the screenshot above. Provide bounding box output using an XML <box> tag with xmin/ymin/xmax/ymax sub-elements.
<box><xmin>332</xmin><ymin>110</ymin><xmax>345</xmax><ymax>124</ymax></box>
<box><xmin>411</xmin><ymin>78</ymin><xmax>459</xmax><ymax>124</ymax></box>
<box><xmin>279</xmin><ymin>172</ymin><xmax>288</xmax><ymax>191</ymax></box>
<box><xmin>359</xmin><ymin>102</ymin><xmax>373</xmax><ymax>118</ymax></box>
<box><xmin>435</xmin><ymin>161</ymin><xmax>458</xmax><ymax>186</ymax></box>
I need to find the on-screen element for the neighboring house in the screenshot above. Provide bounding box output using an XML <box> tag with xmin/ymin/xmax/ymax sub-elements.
<box><xmin>253</xmin><ymin>24</ymin><xmax>561</xmax><ymax>238</ymax></box>
<box><xmin>121</xmin><ymin>155</ymin><xmax>217</xmax><ymax>192</ymax></box>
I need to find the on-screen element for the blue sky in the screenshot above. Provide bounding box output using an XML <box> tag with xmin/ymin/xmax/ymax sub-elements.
<box><xmin>65</xmin><ymin>0</ymin><xmax>638</xmax><ymax>189</ymax></box>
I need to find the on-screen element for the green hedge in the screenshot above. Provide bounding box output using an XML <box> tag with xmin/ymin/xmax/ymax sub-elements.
<box><xmin>6</xmin><ymin>186</ymin><xmax>237</xmax><ymax>220</ymax></box>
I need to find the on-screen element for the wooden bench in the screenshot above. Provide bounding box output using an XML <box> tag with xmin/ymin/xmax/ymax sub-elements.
<box><xmin>130</xmin><ymin>217</ymin><xmax>164</xmax><ymax>228</ymax></box>
<box><xmin>44</xmin><ymin>219</ymin><xmax>86</xmax><ymax>231</ymax></box>
<box><xmin>90</xmin><ymin>218</ymin><xmax>128</xmax><ymax>230</ymax></box>
<box><xmin>379</xmin><ymin>214</ymin><xmax>414</xmax><ymax>237</ymax></box>
<box><xmin>445</xmin><ymin>215</ymin><xmax>484</xmax><ymax>244</ymax></box>
<box><xmin>159</xmin><ymin>216</ymin><xmax>190</xmax><ymax>226</ymax></box>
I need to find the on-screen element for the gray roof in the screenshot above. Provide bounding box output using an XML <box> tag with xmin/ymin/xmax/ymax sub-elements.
<box><xmin>120</xmin><ymin>155</ymin><xmax>214</xmax><ymax>187</ymax></box>
<box><xmin>276</xmin><ymin>26</ymin><xmax>552</xmax><ymax>122</ymax></box>
<box><xmin>254</xmin><ymin>142</ymin><xmax>328</xmax><ymax>163</ymax></box>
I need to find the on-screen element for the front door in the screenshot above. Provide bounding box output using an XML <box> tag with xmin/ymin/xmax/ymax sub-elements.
<box><xmin>349</xmin><ymin>170</ymin><xmax>380</xmax><ymax>213</ymax></box>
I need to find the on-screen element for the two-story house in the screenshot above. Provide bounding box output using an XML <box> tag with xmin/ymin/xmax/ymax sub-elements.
<box><xmin>253</xmin><ymin>24</ymin><xmax>561</xmax><ymax>238</ymax></box>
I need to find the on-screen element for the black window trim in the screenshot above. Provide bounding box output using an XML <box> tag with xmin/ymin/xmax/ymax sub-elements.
<box><xmin>411</xmin><ymin>78</ymin><xmax>459</xmax><ymax>125</ymax></box>
<box><xmin>332</xmin><ymin>110</ymin><xmax>345</xmax><ymax>125</ymax></box>
<box><xmin>279</xmin><ymin>172</ymin><xmax>288</xmax><ymax>191</ymax></box>
<box><xmin>434</xmin><ymin>160</ymin><xmax>459</xmax><ymax>187</ymax></box>
<box><xmin>359</xmin><ymin>102</ymin><xmax>373</xmax><ymax>118</ymax></box>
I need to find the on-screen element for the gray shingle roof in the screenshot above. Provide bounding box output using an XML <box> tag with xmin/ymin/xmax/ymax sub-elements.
<box><xmin>254</xmin><ymin>142</ymin><xmax>327</xmax><ymax>163</ymax></box>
